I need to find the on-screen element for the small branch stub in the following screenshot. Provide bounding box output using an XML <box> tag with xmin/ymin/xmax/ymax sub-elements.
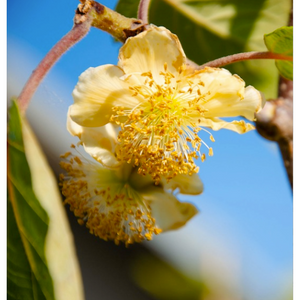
<box><xmin>78</xmin><ymin>0</ymin><xmax>147</xmax><ymax>42</ymax></box>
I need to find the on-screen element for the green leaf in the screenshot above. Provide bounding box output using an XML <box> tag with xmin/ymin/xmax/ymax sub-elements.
<box><xmin>116</xmin><ymin>0</ymin><xmax>291</xmax><ymax>98</ymax></box>
<box><xmin>115</xmin><ymin>0</ymin><xmax>139</xmax><ymax>18</ymax></box>
<box><xmin>7</xmin><ymin>197</ymin><xmax>46</xmax><ymax>300</ymax></box>
<box><xmin>8</xmin><ymin>101</ymin><xmax>54</xmax><ymax>300</ymax></box>
<box><xmin>264</xmin><ymin>26</ymin><xmax>293</xmax><ymax>80</ymax></box>
<box><xmin>7</xmin><ymin>100</ymin><xmax>84</xmax><ymax>300</ymax></box>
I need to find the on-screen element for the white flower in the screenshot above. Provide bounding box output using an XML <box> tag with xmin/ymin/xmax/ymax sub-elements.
<box><xmin>60</xmin><ymin>121</ymin><xmax>202</xmax><ymax>246</ymax></box>
<box><xmin>69</xmin><ymin>26</ymin><xmax>265</xmax><ymax>183</ymax></box>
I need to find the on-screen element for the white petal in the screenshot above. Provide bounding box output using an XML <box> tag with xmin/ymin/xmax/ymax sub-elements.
<box><xmin>70</xmin><ymin>65</ymin><xmax>142</xmax><ymax>127</ymax></box>
<box><xmin>142</xmin><ymin>188</ymin><xmax>198</xmax><ymax>231</ymax></box>
<box><xmin>162</xmin><ymin>173</ymin><xmax>203</xmax><ymax>195</ymax></box>
<box><xmin>118</xmin><ymin>26</ymin><xmax>186</xmax><ymax>83</ymax></box>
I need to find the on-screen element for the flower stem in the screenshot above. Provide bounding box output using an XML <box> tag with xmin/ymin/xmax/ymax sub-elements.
<box><xmin>196</xmin><ymin>51</ymin><xmax>293</xmax><ymax>69</ymax></box>
<box><xmin>18</xmin><ymin>17</ymin><xmax>92</xmax><ymax>114</ymax></box>
<box><xmin>138</xmin><ymin>0</ymin><xmax>151</xmax><ymax>23</ymax></box>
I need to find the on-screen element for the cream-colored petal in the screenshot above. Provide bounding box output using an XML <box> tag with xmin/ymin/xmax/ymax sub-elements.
<box><xmin>161</xmin><ymin>173</ymin><xmax>203</xmax><ymax>195</ymax></box>
<box><xmin>142</xmin><ymin>188</ymin><xmax>198</xmax><ymax>231</ymax></box>
<box><xmin>70</xmin><ymin>65</ymin><xmax>142</xmax><ymax>127</ymax></box>
<box><xmin>118</xmin><ymin>26</ymin><xmax>186</xmax><ymax>83</ymax></box>
<box><xmin>189</xmin><ymin>67</ymin><xmax>238</xmax><ymax>88</ymax></box>
<box><xmin>67</xmin><ymin>108</ymin><xmax>83</xmax><ymax>138</ymax></box>
<box><xmin>186</xmin><ymin>68</ymin><xmax>265</xmax><ymax>121</ymax></box>
<box><xmin>203</xmin><ymin>85</ymin><xmax>265</xmax><ymax>121</ymax></box>
<box><xmin>80</xmin><ymin>124</ymin><xmax>120</xmax><ymax>168</ymax></box>
<box><xmin>182</xmin><ymin>67</ymin><xmax>242</xmax><ymax>97</ymax></box>
<box><xmin>199</xmin><ymin>117</ymin><xmax>255</xmax><ymax>133</ymax></box>
<box><xmin>243</xmin><ymin>85</ymin><xmax>266</xmax><ymax>115</ymax></box>
<box><xmin>67</xmin><ymin>108</ymin><xmax>120</xmax><ymax>168</ymax></box>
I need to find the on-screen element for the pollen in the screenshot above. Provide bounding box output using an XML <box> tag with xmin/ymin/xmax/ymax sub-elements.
<box><xmin>112</xmin><ymin>65</ymin><xmax>213</xmax><ymax>183</ymax></box>
<box><xmin>60</xmin><ymin>146</ymin><xmax>162</xmax><ymax>246</ymax></box>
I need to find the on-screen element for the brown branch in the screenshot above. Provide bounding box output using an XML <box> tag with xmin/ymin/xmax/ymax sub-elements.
<box><xmin>255</xmin><ymin>4</ymin><xmax>293</xmax><ymax>189</ymax></box>
<box><xmin>18</xmin><ymin>11</ymin><xmax>92</xmax><ymax>114</ymax></box>
<box><xmin>17</xmin><ymin>1</ymin><xmax>148</xmax><ymax>114</ymax></box>
<box><xmin>195</xmin><ymin>51</ymin><xmax>292</xmax><ymax>70</ymax></box>
<box><xmin>256</xmin><ymin>78</ymin><xmax>293</xmax><ymax>189</ymax></box>
<box><xmin>138</xmin><ymin>0</ymin><xmax>151</xmax><ymax>23</ymax></box>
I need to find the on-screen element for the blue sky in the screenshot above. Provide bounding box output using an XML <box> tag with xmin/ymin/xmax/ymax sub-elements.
<box><xmin>7</xmin><ymin>1</ymin><xmax>293</xmax><ymax>299</ymax></box>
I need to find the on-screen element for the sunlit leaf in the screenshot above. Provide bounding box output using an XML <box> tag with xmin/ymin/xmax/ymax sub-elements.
<box><xmin>116</xmin><ymin>0</ymin><xmax>291</xmax><ymax>98</ymax></box>
<box><xmin>264</xmin><ymin>26</ymin><xmax>293</xmax><ymax>80</ymax></box>
<box><xmin>7</xmin><ymin>100</ymin><xmax>84</xmax><ymax>300</ymax></box>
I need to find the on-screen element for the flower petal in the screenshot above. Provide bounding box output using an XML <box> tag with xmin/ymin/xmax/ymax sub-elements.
<box><xmin>118</xmin><ymin>26</ymin><xmax>186</xmax><ymax>82</ymax></box>
<box><xmin>203</xmin><ymin>87</ymin><xmax>265</xmax><ymax>121</ymax></box>
<box><xmin>142</xmin><ymin>188</ymin><xmax>198</xmax><ymax>231</ymax></box>
<box><xmin>81</xmin><ymin>126</ymin><xmax>120</xmax><ymax>168</ymax></box>
<box><xmin>67</xmin><ymin>108</ymin><xmax>83</xmax><ymax>138</ymax></box>
<box><xmin>70</xmin><ymin>65</ymin><xmax>142</xmax><ymax>127</ymax></box>
<box><xmin>188</xmin><ymin>68</ymin><xmax>265</xmax><ymax>121</ymax></box>
<box><xmin>67</xmin><ymin>109</ymin><xmax>120</xmax><ymax>168</ymax></box>
<box><xmin>199</xmin><ymin>117</ymin><xmax>255</xmax><ymax>133</ymax></box>
<box><xmin>161</xmin><ymin>173</ymin><xmax>203</xmax><ymax>195</ymax></box>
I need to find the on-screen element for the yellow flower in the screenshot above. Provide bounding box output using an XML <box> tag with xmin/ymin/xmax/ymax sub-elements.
<box><xmin>60</xmin><ymin>120</ymin><xmax>202</xmax><ymax>246</ymax></box>
<box><xmin>69</xmin><ymin>26</ymin><xmax>265</xmax><ymax>183</ymax></box>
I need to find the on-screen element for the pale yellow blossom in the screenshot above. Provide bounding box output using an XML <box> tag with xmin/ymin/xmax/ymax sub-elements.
<box><xmin>69</xmin><ymin>26</ymin><xmax>265</xmax><ymax>183</ymax></box>
<box><xmin>60</xmin><ymin>121</ymin><xmax>202</xmax><ymax>246</ymax></box>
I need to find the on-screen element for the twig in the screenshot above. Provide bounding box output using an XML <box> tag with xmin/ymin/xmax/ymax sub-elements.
<box><xmin>18</xmin><ymin>14</ymin><xmax>92</xmax><ymax>114</ymax></box>
<box><xmin>138</xmin><ymin>0</ymin><xmax>151</xmax><ymax>24</ymax></box>
<box><xmin>195</xmin><ymin>51</ymin><xmax>292</xmax><ymax>70</ymax></box>
<box><xmin>17</xmin><ymin>1</ymin><xmax>148</xmax><ymax>114</ymax></box>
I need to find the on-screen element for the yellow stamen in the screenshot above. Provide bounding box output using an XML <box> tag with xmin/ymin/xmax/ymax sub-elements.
<box><xmin>111</xmin><ymin>66</ymin><xmax>215</xmax><ymax>182</ymax></box>
<box><xmin>59</xmin><ymin>146</ymin><xmax>162</xmax><ymax>245</ymax></box>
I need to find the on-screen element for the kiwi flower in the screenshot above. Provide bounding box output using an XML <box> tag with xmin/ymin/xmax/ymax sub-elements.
<box><xmin>60</xmin><ymin>119</ymin><xmax>202</xmax><ymax>246</ymax></box>
<box><xmin>69</xmin><ymin>26</ymin><xmax>265</xmax><ymax>183</ymax></box>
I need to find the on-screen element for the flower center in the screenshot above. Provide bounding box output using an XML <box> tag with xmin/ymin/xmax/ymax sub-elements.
<box><xmin>111</xmin><ymin>66</ymin><xmax>214</xmax><ymax>184</ymax></box>
<box><xmin>60</xmin><ymin>146</ymin><xmax>162</xmax><ymax>246</ymax></box>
